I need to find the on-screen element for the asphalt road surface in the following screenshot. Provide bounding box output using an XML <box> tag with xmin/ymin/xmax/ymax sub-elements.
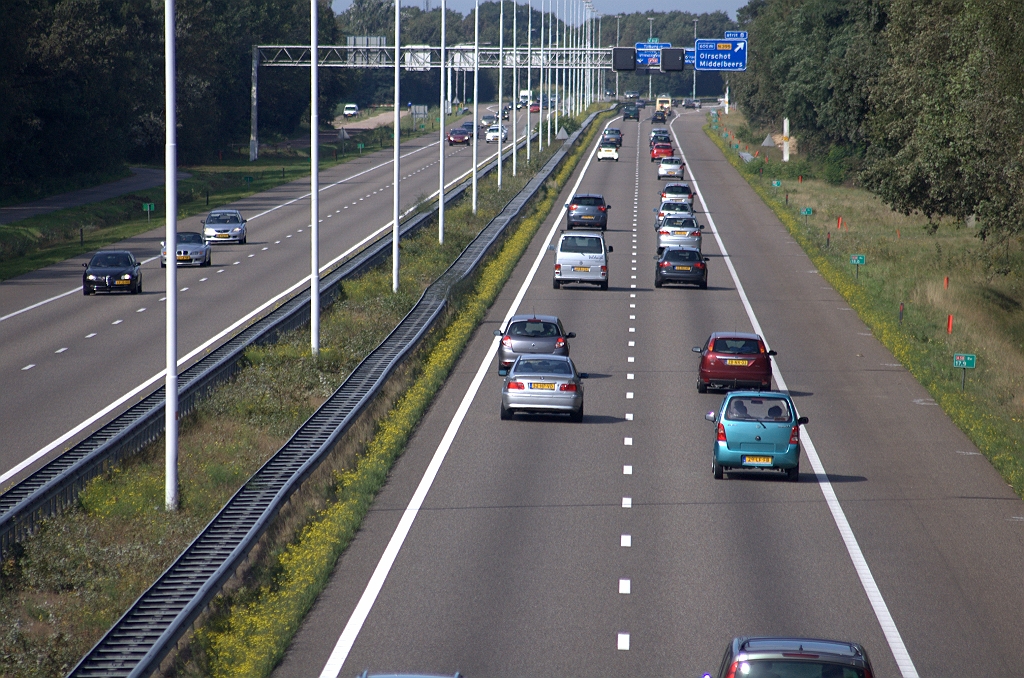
<box><xmin>0</xmin><ymin>110</ymin><xmax>521</xmax><ymax>485</ymax></box>
<box><xmin>271</xmin><ymin>108</ymin><xmax>1024</xmax><ymax>678</ymax></box>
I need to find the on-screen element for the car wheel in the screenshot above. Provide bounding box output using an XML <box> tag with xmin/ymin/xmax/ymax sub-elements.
<box><xmin>699</xmin><ymin>279</ymin><xmax>708</xmax><ymax>289</ymax></box>
<box><xmin>570</xmin><ymin>405</ymin><xmax>584</xmax><ymax>423</ymax></box>
<box><xmin>786</xmin><ymin>463</ymin><xmax>800</xmax><ymax>482</ymax></box>
<box><xmin>83</xmin><ymin>286</ymin><xmax>91</xmax><ymax>296</ymax></box>
<box><xmin>241</xmin><ymin>234</ymin><xmax>247</xmax><ymax>245</ymax></box>
<box><xmin>655</xmin><ymin>276</ymin><xmax>663</xmax><ymax>288</ymax></box>
<box><xmin>500</xmin><ymin>403</ymin><xmax>513</xmax><ymax>420</ymax></box>
<box><xmin>600</xmin><ymin>281</ymin><xmax>609</xmax><ymax>290</ymax></box>
<box><xmin>131</xmin><ymin>279</ymin><xmax>140</xmax><ymax>294</ymax></box>
<box><xmin>697</xmin><ymin>377</ymin><xmax>708</xmax><ymax>394</ymax></box>
<box><xmin>553</xmin><ymin>277</ymin><xmax>560</xmax><ymax>289</ymax></box>
<box><xmin>713</xmin><ymin>456</ymin><xmax>724</xmax><ymax>479</ymax></box>
<box><xmin>205</xmin><ymin>253</ymin><xmax>212</xmax><ymax>267</ymax></box>
<box><xmin>160</xmin><ymin>261</ymin><xmax>166</xmax><ymax>268</ymax></box>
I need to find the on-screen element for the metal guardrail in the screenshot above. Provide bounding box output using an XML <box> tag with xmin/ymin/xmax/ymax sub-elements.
<box><xmin>0</xmin><ymin>149</ymin><xmax>511</xmax><ymax>559</ymax></box>
<box><xmin>68</xmin><ymin>108</ymin><xmax>607</xmax><ymax>678</ymax></box>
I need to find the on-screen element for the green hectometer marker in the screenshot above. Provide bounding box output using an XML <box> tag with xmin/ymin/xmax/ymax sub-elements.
<box><xmin>953</xmin><ymin>353</ymin><xmax>976</xmax><ymax>369</ymax></box>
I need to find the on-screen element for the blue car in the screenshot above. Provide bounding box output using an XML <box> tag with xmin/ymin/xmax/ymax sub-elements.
<box><xmin>705</xmin><ymin>391</ymin><xmax>808</xmax><ymax>481</ymax></box>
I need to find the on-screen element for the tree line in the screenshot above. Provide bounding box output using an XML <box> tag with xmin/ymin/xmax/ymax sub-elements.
<box><xmin>733</xmin><ymin>0</ymin><xmax>1024</xmax><ymax>242</ymax></box>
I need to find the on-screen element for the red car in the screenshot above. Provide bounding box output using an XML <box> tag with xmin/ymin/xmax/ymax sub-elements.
<box><xmin>529</xmin><ymin>102</ymin><xmax>540</xmax><ymax>113</ymax></box>
<box><xmin>650</xmin><ymin>143</ymin><xmax>674</xmax><ymax>162</ymax></box>
<box><xmin>447</xmin><ymin>128</ymin><xmax>470</xmax><ymax>145</ymax></box>
<box><xmin>693</xmin><ymin>332</ymin><xmax>777</xmax><ymax>393</ymax></box>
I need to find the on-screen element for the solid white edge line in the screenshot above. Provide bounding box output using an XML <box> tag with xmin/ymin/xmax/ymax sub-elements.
<box><xmin>669</xmin><ymin>116</ymin><xmax>919</xmax><ymax>678</ymax></box>
<box><xmin>317</xmin><ymin>116</ymin><xmax>619</xmax><ymax>678</ymax></box>
<box><xmin>0</xmin><ymin>147</ymin><xmax>508</xmax><ymax>487</ymax></box>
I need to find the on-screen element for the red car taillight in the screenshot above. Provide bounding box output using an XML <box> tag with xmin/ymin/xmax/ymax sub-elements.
<box><xmin>598</xmin><ymin>206</ymin><xmax>606</xmax><ymax>212</ymax></box>
<box><xmin>658</xmin><ymin>260</ymin><xmax>671</xmax><ymax>268</ymax></box>
<box><xmin>724</xmin><ymin>661</ymin><xmax>738</xmax><ymax>678</ymax></box>
<box><xmin>554</xmin><ymin>336</ymin><xmax>566</xmax><ymax>349</ymax></box>
<box><xmin>717</xmin><ymin>423</ymin><xmax>727</xmax><ymax>442</ymax></box>
<box><xmin>600</xmin><ymin>265</ymin><xmax>608</xmax><ymax>274</ymax></box>
<box><xmin>694</xmin><ymin>261</ymin><xmax>705</xmax><ymax>269</ymax></box>
<box><xmin>501</xmin><ymin>335</ymin><xmax>512</xmax><ymax>348</ymax></box>
<box><xmin>569</xmin><ymin>204</ymin><xmax>578</xmax><ymax>211</ymax></box>
<box><xmin>507</xmin><ymin>381</ymin><xmax>526</xmax><ymax>390</ymax></box>
<box><xmin>554</xmin><ymin>263</ymin><xmax>561</xmax><ymax>273</ymax></box>
<box><xmin>658</xmin><ymin>212</ymin><xmax>665</xmax><ymax>218</ymax></box>
<box><xmin>760</xmin><ymin>342</ymin><xmax>768</xmax><ymax>354</ymax></box>
<box><xmin>658</xmin><ymin>229</ymin><xmax>671</xmax><ymax>236</ymax></box>
<box><xmin>559</xmin><ymin>383</ymin><xmax>577</xmax><ymax>392</ymax></box>
<box><xmin>790</xmin><ymin>425</ymin><xmax>801</xmax><ymax>445</ymax></box>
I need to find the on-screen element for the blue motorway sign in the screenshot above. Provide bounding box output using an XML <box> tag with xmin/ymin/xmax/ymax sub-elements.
<box><xmin>636</xmin><ymin>42</ymin><xmax>671</xmax><ymax>67</ymax></box>
<box><xmin>725</xmin><ymin>31</ymin><xmax>748</xmax><ymax>39</ymax></box>
<box><xmin>685</xmin><ymin>47</ymin><xmax>694</xmax><ymax>65</ymax></box>
<box><xmin>694</xmin><ymin>39</ymin><xmax>748</xmax><ymax>71</ymax></box>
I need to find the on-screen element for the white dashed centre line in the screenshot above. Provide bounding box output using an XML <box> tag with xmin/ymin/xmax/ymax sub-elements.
<box><xmin>627</xmin><ymin>374</ymin><xmax>634</xmax><ymax>380</ymax></box>
<box><xmin>623</xmin><ymin>465</ymin><xmax>632</xmax><ymax>475</ymax></box>
<box><xmin>233</xmin><ymin>261</ymin><xmax>240</xmax><ymax>265</ymax></box>
<box><xmin>86</xmin><ymin>333</ymin><xmax>97</xmax><ymax>338</ymax></box>
<box><xmin>625</xmin><ymin>413</ymin><xmax>634</xmax><ymax>421</ymax></box>
<box><xmin>628</xmin><ymin>327</ymin><xmax>635</xmax><ymax>333</ymax></box>
<box><xmin>22</xmin><ymin>364</ymin><xmax>34</xmax><ymax>371</ymax></box>
<box><xmin>628</xmin><ymin>340</ymin><xmax>635</xmax><ymax>347</ymax></box>
<box><xmin>159</xmin><ymin>297</ymin><xmax>167</xmax><ymax>301</ymax></box>
<box><xmin>200</xmin><ymin>277</ymin><xmax>208</xmax><ymax>282</ymax></box>
<box><xmin>621</xmin><ymin>534</ymin><xmax>632</xmax><ymax>547</ymax></box>
<box><xmin>248</xmin><ymin>254</ymin><xmax>255</xmax><ymax>258</ymax></box>
<box><xmin>217</xmin><ymin>269</ymin><xmax>225</xmax><ymax>273</ymax></box>
<box><xmin>629</xmin><ymin>315</ymin><xmax>635</xmax><ymax>320</ymax></box>
<box><xmin>624</xmin><ymin>437</ymin><xmax>633</xmax><ymax>445</ymax></box>
<box><xmin>180</xmin><ymin>287</ymin><xmax>188</xmax><ymax>291</ymax></box>
<box><xmin>621</xmin><ymin>497</ymin><xmax>632</xmax><ymax>508</ymax></box>
<box><xmin>630</xmin><ymin>293</ymin><xmax>636</xmax><ymax>298</ymax></box>
<box><xmin>262</xmin><ymin>247</ymin><xmax>269</xmax><ymax>251</ymax></box>
<box><xmin>112</xmin><ymin>319</ymin><xmax>123</xmax><ymax>325</ymax></box>
<box><xmin>55</xmin><ymin>348</ymin><xmax>68</xmax><ymax>354</ymax></box>
<box><xmin>287</xmin><ymin>234</ymin><xmax>293</xmax><ymax>238</ymax></box>
<box><xmin>136</xmin><ymin>308</ymin><xmax>146</xmax><ymax>312</ymax></box>
<box><xmin>626</xmin><ymin>392</ymin><xmax>634</xmax><ymax>399</ymax></box>
<box><xmin>628</xmin><ymin>356</ymin><xmax>635</xmax><ymax>362</ymax></box>
<box><xmin>619</xmin><ymin>579</ymin><xmax>631</xmax><ymax>594</ymax></box>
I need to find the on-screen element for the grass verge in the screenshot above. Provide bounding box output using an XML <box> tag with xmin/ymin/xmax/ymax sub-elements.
<box><xmin>704</xmin><ymin>111</ymin><xmax>1024</xmax><ymax>497</ymax></box>
<box><xmin>0</xmin><ymin>111</ymin><xmax>608</xmax><ymax>678</ymax></box>
<box><xmin>0</xmin><ymin>111</ymin><xmax>451</xmax><ymax>282</ymax></box>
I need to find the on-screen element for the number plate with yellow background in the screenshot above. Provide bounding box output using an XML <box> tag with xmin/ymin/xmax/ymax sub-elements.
<box><xmin>744</xmin><ymin>455</ymin><xmax>772</xmax><ymax>464</ymax></box>
<box><xmin>726</xmin><ymin>359</ymin><xmax>749</xmax><ymax>366</ymax></box>
<box><xmin>529</xmin><ymin>382</ymin><xmax>555</xmax><ymax>390</ymax></box>
<box><xmin>675</xmin><ymin>266</ymin><xmax>691</xmax><ymax>271</ymax></box>
<box><xmin>177</xmin><ymin>255</ymin><xmax>191</xmax><ymax>261</ymax></box>
<box><xmin>115</xmin><ymin>280</ymin><xmax>131</xmax><ymax>285</ymax></box>
<box><xmin>572</xmin><ymin>266</ymin><xmax>590</xmax><ymax>272</ymax></box>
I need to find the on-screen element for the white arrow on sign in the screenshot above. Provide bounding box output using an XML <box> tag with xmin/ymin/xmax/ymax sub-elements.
<box><xmin>735</xmin><ymin>42</ymin><xmax>745</xmax><ymax>52</ymax></box>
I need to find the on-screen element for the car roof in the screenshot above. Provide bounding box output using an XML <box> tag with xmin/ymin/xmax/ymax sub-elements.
<box><xmin>663</xmin><ymin>182</ymin><xmax>691</xmax><ymax>188</ymax></box>
<box><xmin>93</xmin><ymin>249</ymin><xmax>133</xmax><ymax>255</ymax></box>
<box><xmin>736</xmin><ymin>637</ymin><xmax>866</xmax><ymax>660</ymax></box>
<box><xmin>507</xmin><ymin>314</ymin><xmax>561</xmax><ymax>324</ymax></box>
<box><xmin>571</xmin><ymin>193</ymin><xmax>605</xmax><ymax>199</ymax></box>
<box><xmin>209</xmin><ymin>209</ymin><xmax>241</xmax><ymax>215</ymax></box>
<box><xmin>661</xmin><ymin>157</ymin><xmax>682</xmax><ymax>163</ymax></box>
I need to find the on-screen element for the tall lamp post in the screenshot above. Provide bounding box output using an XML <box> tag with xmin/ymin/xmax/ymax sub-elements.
<box><xmin>526</xmin><ymin>0</ymin><xmax>532</xmax><ymax>161</ymax></box>
<box><xmin>438</xmin><ymin>0</ymin><xmax>446</xmax><ymax>243</ymax></box>
<box><xmin>647</xmin><ymin>16</ymin><xmax>654</xmax><ymax>101</ymax></box>
<box><xmin>692</xmin><ymin>18</ymin><xmax>698</xmax><ymax>102</ymax></box>
<box><xmin>311</xmin><ymin>0</ymin><xmax>321</xmax><ymax>347</ymax></box>
<box><xmin>472</xmin><ymin>0</ymin><xmax>479</xmax><ymax>214</ymax></box>
<box><xmin>498</xmin><ymin>0</ymin><xmax>504</xmax><ymax>189</ymax></box>
<box><xmin>512</xmin><ymin>0</ymin><xmax>517</xmax><ymax>176</ymax></box>
<box><xmin>164</xmin><ymin>0</ymin><xmax>178</xmax><ymax>511</ymax></box>
<box><xmin>392</xmin><ymin>0</ymin><xmax>401</xmax><ymax>291</ymax></box>
<box><xmin>615</xmin><ymin>14</ymin><xmax>621</xmax><ymax>100</ymax></box>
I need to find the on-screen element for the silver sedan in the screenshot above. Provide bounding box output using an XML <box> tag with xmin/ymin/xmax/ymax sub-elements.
<box><xmin>500</xmin><ymin>355</ymin><xmax>585</xmax><ymax>422</ymax></box>
<box><xmin>161</xmin><ymin>231</ymin><xmax>212</xmax><ymax>267</ymax></box>
<box><xmin>203</xmin><ymin>209</ymin><xmax>248</xmax><ymax>244</ymax></box>
<box><xmin>653</xmin><ymin>200</ymin><xmax>694</xmax><ymax>228</ymax></box>
<box><xmin>657</xmin><ymin>216</ymin><xmax>703</xmax><ymax>251</ymax></box>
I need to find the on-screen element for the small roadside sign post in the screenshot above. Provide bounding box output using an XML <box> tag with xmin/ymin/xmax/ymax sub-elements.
<box><xmin>953</xmin><ymin>353</ymin><xmax>976</xmax><ymax>391</ymax></box>
<box><xmin>801</xmin><ymin>206</ymin><xmax>812</xmax><ymax>227</ymax></box>
<box><xmin>771</xmin><ymin>179</ymin><xmax>781</xmax><ymax>195</ymax></box>
<box><xmin>850</xmin><ymin>253</ymin><xmax>865</xmax><ymax>279</ymax></box>
<box><xmin>694</xmin><ymin>39</ymin><xmax>748</xmax><ymax>71</ymax></box>
<box><xmin>244</xmin><ymin>176</ymin><xmax>254</xmax><ymax>186</ymax></box>
<box><xmin>143</xmin><ymin>202</ymin><xmax>155</xmax><ymax>223</ymax></box>
<box><xmin>357</xmin><ymin>142</ymin><xmax>365</xmax><ymax>155</ymax></box>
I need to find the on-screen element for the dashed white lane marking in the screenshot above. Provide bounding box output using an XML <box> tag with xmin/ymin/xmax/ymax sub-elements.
<box><xmin>217</xmin><ymin>269</ymin><xmax>225</xmax><ymax>273</ymax></box>
<box><xmin>626</xmin><ymin>392</ymin><xmax>634</xmax><ymax>399</ymax></box>
<box><xmin>623</xmin><ymin>465</ymin><xmax>632</xmax><ymax>475</ymax></box>
<box><xmin>629</xmin><ymin>314</ymin><xmax>636</xmax><ymax>319</ymax></box>
<box><xmin>627</xmin><ymin>373</ymin><xmax>634</xmax><ymax>380</ymax></box>
<box><xmin>617</xmin><ymin>633</ymin><xmax>630</xmax><ymax>651</ymax></box>
<box><xmin>248</xmin><ymin>254</ymin><xmax>255</xmax><ymax>258</ymax></box>
<box><xmin>159</xmin><ymin>297</ymin><xmax>167</xmax><ymax>301</ymax></box>
<box><xmin>629</xmin><ymin>303</ymin><xmax>636</xmax><ymax>308</ymax></box>
<box><xmin>233</xmin><ymin>261</ymin><xmax>240</xmax><ymax>265</ymax></box>
<box><xmin>628</xmin><ymin>341</ymin><xmax>635</xmax><ymax>347</ymax></box>
<box><xmin>621</xmin><ymin>497</ymin><xmax>632</xmax><ymax>508</ymax></box>
<box><xmin>628</xmin><ymin>327</ymin><xmax>635</xmax><ymax>332</ymax></box>
<box><xmin>619</xmin><ymin>579</ymin><xmax>631</xmax><ymax>594</ymax></box>
<box><xmin>136</xmin><ymin>308</ymin><xmax>146</xmax><ymax>313</ymax></box>
<box><xmin>624</xmin><ymin>437</ymin><xmax>633</xmax><ymax>445</ymax></box>
<box><xmin>672</xmin><ymin>115</ymin><xmax>919</xmax><ymax>678</ymax></box>
<box><xmin>287</xmin><ymin>234</ymin><xmax>293</xmax><ymax>237</ymax></box>
<box><xmin>630</xmin><ymin>284</ymin><xmax>636</xmax><ymax>288</ymax></box>
<box><xmin>630</xmin><ymin>293</ymin><xmax>636</xmax><ymax>298</ymax></box>
<box><xmin>275</xmin><ymin>241</ymin><xmax>281</xmax><ymax>244</ymax></box>
<box><xmin>621</xmin><ymin>535</ymin><xmax>632</xmax><ymax>547</ymax></box>
<box><xmin>628</xmin><ymin>357</ymin><xmax>635</xmax><ymax>362</ymax></box>
<box><xmin>111</xmin><ymin>319</ymin><xmax>123</xmax><ymax>325</ymax></box>
<box><xmin>200</xmin><ymin>277</ymin><xmax>208</xmax><ymax>282</ymax></box>
<box><xmin>262</xmin><ymin>247</ymin><xmax>269</xmax><ymax>251</ymax></box>
<box><xmin>625</xmin><ymin>413</ymin><xmax>634</xmax><ymax>420</ymax></box>
<box><xmin>180</xmin><ymin>287</ymin><xmax>188</xmax><ymax>292</ymax></box>
<box><xmin>22</xmin><ymin>364</ymin><xmax>34</xmax><ymax>371</ymax></box>
<box><xmin>55</xmin><ymin>347</ymin><xmax>68</xmax><ymax>353</ymax></box>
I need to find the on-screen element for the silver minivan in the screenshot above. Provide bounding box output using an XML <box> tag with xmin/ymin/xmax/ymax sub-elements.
<box><xmin>552</xmin><ymin>231</ymin><xmax>613</xmax><ymax>290</ymax></box>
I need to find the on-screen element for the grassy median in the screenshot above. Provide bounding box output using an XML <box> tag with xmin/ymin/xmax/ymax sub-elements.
<box><xmin>705</xmin><ymin>109</ymin><xmax>1024</xmax><ymax>496</ymax></box>
<box><xmin>0</xmin><ymin>114</ymin><xmax>605</xmax><ymax>677</ymax></box>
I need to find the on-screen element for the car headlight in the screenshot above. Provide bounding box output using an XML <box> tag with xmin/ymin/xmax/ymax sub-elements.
<box><xmin>120</xmin><ymin>273</ymin><xmax>132</xmax><ymax>280</ymax></box>
<box><xmin>86</xmin><ymin>274</ymin><xmax>99</xmax><ymax>281</ymax></box>
<box><xmin>204</xmin><ymin>227</ymin><xmax>215</xmax><ymax>234</ymax></box>
<box><xmin>231</xmin><ymin>227</ymin><xmax>242</xmax><ymax>233</ymax></box>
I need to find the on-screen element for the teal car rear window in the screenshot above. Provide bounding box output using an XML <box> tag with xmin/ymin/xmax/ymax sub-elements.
<box><xmin>725</xmin><ymin>397</ymin><xmax>792</xmax><ymax>422</ymax></box>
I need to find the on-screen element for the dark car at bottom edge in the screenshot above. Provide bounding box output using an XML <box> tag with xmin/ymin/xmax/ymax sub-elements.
<box><xmin>705</xmin><ymin>636</ymin><xmax>874</xmax><ymax>678</ymax></box>
<box><xmin>83</xmin><ymin>250</ymin><xmax>142</xmax><ymax>295</ymax></box>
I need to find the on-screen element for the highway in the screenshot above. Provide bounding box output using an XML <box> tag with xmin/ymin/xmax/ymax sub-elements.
<box><xmin>0</xmin><ymin>111</ymin><xmax>521</xmax><ymax>485</ymax></box>
<box><xmin>269</xmin><ymin>108</ymin><xmax>1024</xmax><ymax>677</ymax></box>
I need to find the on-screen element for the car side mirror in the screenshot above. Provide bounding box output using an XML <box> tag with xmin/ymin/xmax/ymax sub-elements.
<box><xmin>564</xmin><ymin>203</ymin><xmax>570</xmax><ymax>209</ymax></box>
<box><xmin>768</xmin><ymin>350</ymin><xmax>778</xmax><ymax>356</ymax></box>
<box><xmin>699</xmin><ymin>224</ymin><xmax>705</xmax><ymax>229</ymax></box>
<box><xmin>579</xmin><ymin>372</ymin><xmax>589</xmax><ymax>379</ymax></box>
<box><xmin>566</xmin><ymin>332</ymin><xmax>576</xmax><ymax>338</ymax></box>
<box><xmin>242</xmin><ymin>219</ymin><xmax>247</xmax><ymax>224</ymax></box>
<box><xmin>493</xmin><ymin>329</ymin><xmax>503</xmax><ymax>336</ymax></box>
<box><xmin>798</xmin><ymin>416</ymin><xmax>809</xmax><ymax>425</ymax></box>
<box><xmin>705</xmin><ymin>411</ymin><xmax>716</xmax><ymax>422</ymax></box>
<box><xmin>652</xmin><ymin>255</ymin><xmax>659</xmax><ymax>260</ymax></box>
<box><xmin>704</xmin><ymin>257</ymin><xmax>710</xmax><ymax>263</ymax></box>
<box><xmin>652</xmin><ymin>208</ymin><xmax>658</xmax><ymax>213</ymax></box>
<box><xmin>82</xmin><ymin>262</ymin><xmax>88</xmax><ymax>267</ymax></box>
<box><xmin>607</xmin><ymin>245</ymin><xmax>613</xmax><ymax>252</ymax></box>
<box><xmin>606</xmin><ymin>205</ymin><xmax>611</xmax><ymax>210</ymax></box>
<box><xmin>201</xmin><ymin>219</ymin><xmax>206</xmax><ymax>224</ymax></box>
<box><xmin>498</xmin><ymin>368</ymin><xmax>508</xmax><ymax>377</ymax></box>
<box><xmin>547</xmin><ymin>244</ymin><xmax>555</xmax><ymax>251</ymax></box>
<box><xmin>692</xmin><ymin>347</ymin><xmax>701</xmax><ymax>353</ymax></box>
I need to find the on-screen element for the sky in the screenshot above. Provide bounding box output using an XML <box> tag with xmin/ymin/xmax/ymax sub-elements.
<box><xmin>331</xmin><ymin>0</ymin><xmax>745</xmax><ymax>20</ymax></box>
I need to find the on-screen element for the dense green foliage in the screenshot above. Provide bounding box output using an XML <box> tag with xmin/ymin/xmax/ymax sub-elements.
<box><xmin>733</xmin><ymin>0</ymin><xmax>1024</xmax><ymax>245</ymax></box>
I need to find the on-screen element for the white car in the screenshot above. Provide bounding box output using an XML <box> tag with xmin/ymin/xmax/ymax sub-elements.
<box><xmin>597</xmin><ymin>143</ymin><xmax>619</xmax><ymax>162</ymax></box>
<box><xmin>342</xmin><ymin>103</ymin><xmax>359</xmax><ymax>117</ymax></box>
<box><xmin>658</xmin><ymin>157</ymin><xmax>685</xmax><ymax>180</ymax></box>
<box><xmin>486</xmin><ymin>125</ymin><xmax>508</xmax><ymax>143</ymax></box>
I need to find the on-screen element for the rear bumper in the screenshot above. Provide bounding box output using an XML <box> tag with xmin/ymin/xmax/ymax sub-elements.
<box><xmin>656</xmin><ymin>269</ymin><xmax>706</xmax><ymax>285</ymax></box>
<box><xmin>713</xmin><ymin>442</ymin><xmax>800</xmax><ymax>470</ymax></box>
<box><xmin>699</xmin><ymin>371</ymin><xmax>772</xmax><ymax>391</ymax></box>
<box><xmin>503</xmin><ymin>392</ymin><xmax>582</xmax><ymax>412</ymax></box>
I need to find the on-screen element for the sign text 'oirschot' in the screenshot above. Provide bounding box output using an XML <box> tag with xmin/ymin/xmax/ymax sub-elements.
<box><xmin>694</xmin><ymin>39</ymin><xmax>748</xmax><ymax>71</ymax></box>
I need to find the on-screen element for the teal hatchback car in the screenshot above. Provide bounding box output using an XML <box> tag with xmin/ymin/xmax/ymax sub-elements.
<box><xmin>705</xmin><ymin>391</ymin><xmax>808</xmax><ymax>481</ymax></box>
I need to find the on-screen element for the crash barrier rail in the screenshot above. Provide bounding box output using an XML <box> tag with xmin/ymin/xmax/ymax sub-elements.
<box><xmin>0</xmin><ymin>137</ymin><xmax>530</xmax><ymax>559</ymax></box>
<box><xmin>66</xmin><ymin>108</ymin><xmax>606</xmax><ymax>677</ymax></box>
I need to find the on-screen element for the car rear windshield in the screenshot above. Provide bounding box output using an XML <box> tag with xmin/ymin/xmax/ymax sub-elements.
<box><xmin>178</xmin><ymin>232</ymin><xmax>203</xmax><ymax>244</ymax></box>
<box><xmin>713</xmin><ymin>337</ymin><xmax>762</xmax><ymax>354</ymax></box>
<box><xmin>91</xmin><ymin>253</ymin><xmax>132</xmax><ymax>267</ymax></box>
<box><xmin>207</xmin><ymin>212</ymin><xmax>240</xmax><ymax>224</ymax></box>
<box><xmin>661</xmin><ymin>158</ymin><xmax>682</xmax><ymax>165</ymax></box>
<box><xmin>663</xmin><ymin>218</ymin><xmax>698</xmax><ymax>229</ymax></box>
<box><xmin>728</xmin><ymin>660</ymin><xmax>863</xmax><ymax>677</ymax></box>
<box><xmin>514</xmin><ymin>359</ymin><xmax>572</xmax><ymax>375</ymax></box>
<box><xmin>725</xmin><ymin>397</ymin><xmax>792</xmax><ymax>422</ymax></box>
<box><xmin>560</xmin><ymin>236</ymin><xmax>604</xmax><ymax>254</ymax></box>
<box><xmin>664</xmin><ymin>249</ymin><xmax>701</xmax><ymax>263</ymax></box>
<box><xmin>664</xmin><ymin>185</ymin><xmax>691</xmax><ymax>194</ymax></box>
<box><xmin>661</xmin><ymin>203</ymin><xmax>690</xmax><ymax>212</ymax></box>
<box><xmin>571</xmin><ymin>196</ymin><xmax>604</xmax><ymax>207</ymax></box>
<box><xmin>600</xmin><ymin>144</ymin><xmax>617</xmax><ymax>150</ymax></box>
<box><xmin>654</xmin><ymin>144</ymin><xmax>672</xmax><ymax>150</ymax></box>
<box><xmin>508</xmin><ymin>320</ymin><xmax>560</xmax><ymax>337</ymax></box>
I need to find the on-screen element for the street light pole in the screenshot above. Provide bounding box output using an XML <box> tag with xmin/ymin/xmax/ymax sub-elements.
<box><xmin>472</xmin><ymin>0</ymin><xmax>479</xmax><ymax>214</ymax></box>
<box><xmin>526</xmin><ymin>0</ymin><xmax>531</xmax><ymax>161</ymax></box>
<box><xmin>164</xmin><ymin>0</ymin><xmax>178</xmax><ymax>512</ymax></box>
<box><xmin>647</xmin><ymin>16</ymin><xmax>654</xmax><ymax>101</ymax></box>
<box><xmin>512</xmin><ymin>0</ymin><xmax>517</xmax><ymax>176</ymax></box>
<box><xmin>438</xmin><ymin>0</ymin><xmax>446</xmax><ymax>243</ymax></box>
<box><xmin>615</xmin><ymin>14</ymin><xmax>620</xmax><ymax>100</ymax></box>
<box><xmin>311</xmin><ymin>0</ymin><xmax>321</xmax><ymax>348</ymax></box>
<box><xmin>392</xmin><ymin>0</ymin><xmax>401</xmax><ymax>292</ymax></box>
<box><xmin>693</xmin><ymin>18</ymin><xmax>698</xmax><ymax>102</ymax></box>
<box><xmin>498</xmin><ymin>0</ymin><xmax>504</xmax><ymax>189</ymax></box>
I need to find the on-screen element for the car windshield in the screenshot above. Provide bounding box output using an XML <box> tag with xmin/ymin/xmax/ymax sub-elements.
<box><xmin>560</xmin><ymin>236</ymin><xmax>604</xmax><ymax>254</ymax></box>
<box><xmin>572</xmin><ymin>196</ymin><xmax>604</xmax><ymax>207</ymax></box>
<box><xmin>207</xmin><ymin>212</ymin><xmax>239</xmax><ymax>224</ymax></box>
<box><xmin>713</xmin><ymin>337</ymin><xmax>762</xmax><ymax>354</ymax></box>
<box><xmin>727</xmin><ymin>660</ymin><xmax>863</xmax><ymax>678</ymax></box>
<box><xmin>662</xmin><ymin>203</ymin><xmax>690</xmax><ymax>212</ymax></box>
<box><xmin>177</xmin><ymin>232</ymin><xmax>203</xmax><ymax>244</ymax></box>
<box><xmin>664</xmin><ymin>249</ymin><xmax>701</xmax><ymax>263</ymax></box>
<box><xmin>661</xmin><ymin>158</ymin><xmax>682</xmax><ymax>166</ymax></box>
<box><xmin>508</xmin><ymin>320</ymin><xmax>560</xmax><ymax>337</ymax></box>
<box><xmin>663</xmin><ymin>218</ymin><xmax>698</xmax><ymax>229</ymax></box>
<box><xmin>600</xmin><ymin>144</ymin><xmax>617</xmax><ymax>150</ymax></box>
<box><xmin>654</xmin><ymin>144</ymin><xmax>672</xmax><ymax>150</ymax></box>
<box><xmin>450</xmin><ymin>128</ymin><xmax>465</xmax><ymax>134</ymax></box>
<box><xmin>653</xmin><ymin>135</ymin><xmax>671</xmax><ymax>142</ymax></box>
<box><xmin>488</xmin><ymin>126</ymin><xmax>500</xmax><ymax>132</ymax></box>
<box><xmin>664</xmin><ymin>185</ymin><xmax>691</xmax><ymax>194</ymax></box>
<box><xmin>725</xmin><ymin>397</ymin><xmax>792</xmax><ymax>422</ymax></box>
<box><xmin>461</xmin><ymin>122</ymin><xmax>474</xmax><ymax>130</ymax></box>
<box><xmin>91</xmin><ymin>253</ymin><xmax>132</xmax><ymax>268</ymax></box>
<box><xmin>514</xmin><ymin>359</ymin><xmax>572</xmax><ymax>375</ymax></box>
<box><xmin>606</xmin><ymin>128</ymin><xmax>621</xmax><ymax>135</ymax></box>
